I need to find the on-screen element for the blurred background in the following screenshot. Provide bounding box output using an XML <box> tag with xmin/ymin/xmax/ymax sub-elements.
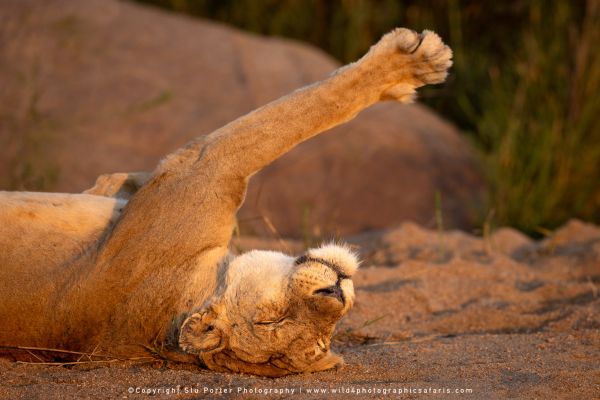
<box><xmin>1</xmin><ymin>0</ymin><xmax>598</xmax><ymax>238</ymax></box>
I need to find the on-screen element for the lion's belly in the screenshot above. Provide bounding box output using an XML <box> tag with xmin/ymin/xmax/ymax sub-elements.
<box><xmin>0</xmin><ymin>191</ymin><xmax>125</xmax><ymax>271</ymax></box>
<box><xmin>0</xmin><ymin>191</ymin><xmax>126</xmax><ymax>345</ymax></box>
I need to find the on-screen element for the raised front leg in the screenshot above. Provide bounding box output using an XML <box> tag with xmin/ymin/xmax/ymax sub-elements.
<box><xmin>98</xmin><ymin>28</ymin><xmax>452</xmax><ymax>280</ymax></box>
<box><xmin>159</xmin><ymin>28</ymin><xmax>452</xmax><ymax>179</ymax></box>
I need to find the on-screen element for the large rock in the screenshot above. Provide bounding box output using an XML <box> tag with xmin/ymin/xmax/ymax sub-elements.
<box><xmin>0</xmin><ymin>0</ymin><xmax>483</xmax><ymax>237</ymax></box>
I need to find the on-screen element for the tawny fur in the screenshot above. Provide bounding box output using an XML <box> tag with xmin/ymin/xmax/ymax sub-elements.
<box><xmin>0</xmin><ymin>28</ymin><xmax>451</xmax><ymax>376</ymax></box>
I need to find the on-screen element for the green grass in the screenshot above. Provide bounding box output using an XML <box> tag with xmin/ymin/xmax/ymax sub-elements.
<box><xmin>474</xmin><ymin>1</ymin><xmax>600</xmax><ymax>233</ymax></box>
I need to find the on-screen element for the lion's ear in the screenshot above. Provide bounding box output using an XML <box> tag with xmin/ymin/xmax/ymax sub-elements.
<box><xmin>179</xmin><ymin>308</ymin><xmax>224</xmax><ymax>354</ymax></box>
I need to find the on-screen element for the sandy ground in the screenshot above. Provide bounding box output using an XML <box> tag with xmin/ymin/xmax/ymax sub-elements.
<box><xmin>1</xmin><ymin>220</ymin><xmax>599</xmax><ymax>399</ymax></box>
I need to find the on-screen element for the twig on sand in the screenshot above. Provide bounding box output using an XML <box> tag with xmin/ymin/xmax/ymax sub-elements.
<box><xmin>0</xmin><ymin>345</ymin><xmax>155</xmax><ymax>366</ymax></box>
<box><xmin>365</xmin><ymin>334</ymin><xmax>443</xmax><ymax>347</ymax></box>
<box><xmin>1</xmin><ymin>345</ymin><xmax>115</xmax><ymax>358</ymax></box>
<box><xmin>25</xmin><ymin>349</ymin><xmax>45</xmax><ymax>363</ymax></box>
<box><xmin>77</xmin><ymin>343</ymin><xmax>100</xmax><ymax>362</ymax></box>
<box><xmin>16</xmin><ymin>358</ymin><xmax>153</xmax><ymax>366</ymax></box>
<box><xmin>334</xmin><ymin>314</ymin><xmax>389</xmax><ymax>343</ymax></box>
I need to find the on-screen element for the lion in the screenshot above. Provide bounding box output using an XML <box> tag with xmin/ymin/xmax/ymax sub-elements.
<box><xmin>0</xmin><ymin>28</ymin><xmax>452</xmax><ymax>377</ymax></box>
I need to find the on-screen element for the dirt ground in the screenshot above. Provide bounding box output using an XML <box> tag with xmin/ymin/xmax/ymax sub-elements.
<box><xmin>1</xmin><ymin>220</ymin><xmax>599</xmax><ymax>399</ymax></box>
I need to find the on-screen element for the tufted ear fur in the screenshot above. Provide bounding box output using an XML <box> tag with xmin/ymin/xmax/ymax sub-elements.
<box><xmin>179</xmin><ymin>307</ymin><xmax>225</xmax><ymax>354</ymax></box>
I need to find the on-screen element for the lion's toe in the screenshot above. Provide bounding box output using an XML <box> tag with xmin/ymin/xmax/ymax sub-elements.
<box><xmin>381</xmin><ymin>27</ymin><xmax>421</xmax><ymax>54</ymax></box>
<box><xmin>412</xmin><ymin>30</ymin><xmax>453</xmax><ymax>85</ymax></box>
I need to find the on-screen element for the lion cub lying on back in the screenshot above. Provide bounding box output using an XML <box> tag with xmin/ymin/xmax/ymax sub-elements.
<box><xmin>0</xmin><ymin>28</ymin><xmax>451</xmax><ymax>377</ymax></box>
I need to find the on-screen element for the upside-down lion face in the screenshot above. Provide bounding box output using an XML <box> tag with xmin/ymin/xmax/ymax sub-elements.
<box><xmin>179</xmin><ymin>244</ymin><xmax>359</xmax><ymax>377</ymax></box>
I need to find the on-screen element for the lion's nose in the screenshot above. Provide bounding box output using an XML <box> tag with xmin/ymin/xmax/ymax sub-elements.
<box><xmin>312</xmin><ymin>283</ymin><xmax>345</xmax><ymax>305</ymax></box>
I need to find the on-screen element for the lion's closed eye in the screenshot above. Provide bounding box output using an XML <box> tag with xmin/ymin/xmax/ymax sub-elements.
<box><xmin>254</xmin><ymin>315</ymin><xmax>288</xmax><ymax>326</ymax></box>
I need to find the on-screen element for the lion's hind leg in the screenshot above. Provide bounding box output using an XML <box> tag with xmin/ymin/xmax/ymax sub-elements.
<box><xmin>84</xmin><ymin>172</ymin><xmax>151</xmax><ymax>200</ymax></box>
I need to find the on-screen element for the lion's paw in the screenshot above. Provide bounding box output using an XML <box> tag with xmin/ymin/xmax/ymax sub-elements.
<box><xmin>368</xmin><ymin>28</ymin><xmax>452</xmax><ymax>102</ymax></box>
<box><xmin>409</xmin><ymin>29</ymin><xmax>453</xmax><ymax>85</ymax></box>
